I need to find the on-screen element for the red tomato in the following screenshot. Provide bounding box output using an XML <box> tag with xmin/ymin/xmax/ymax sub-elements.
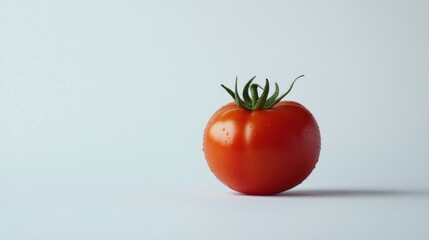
<box><xmin>203</xmin><ymin>76</ymin><xmax>321</xmax><ymax>195</ymax></box>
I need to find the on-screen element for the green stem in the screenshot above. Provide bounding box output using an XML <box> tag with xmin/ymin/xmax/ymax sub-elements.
<box><xmin>250</xmin><ymin>84</ymin><xmax>259</xmax><ymax>108</ymax></box>
<box><xmin>254</xmin><ymin>79</ymin><xmax>270</xmax><ymax>110</ymax></box>
<box><xmin>221</xmin><ymin>75</ymin><xmax>305</xmax><ymax>111</ymax></box>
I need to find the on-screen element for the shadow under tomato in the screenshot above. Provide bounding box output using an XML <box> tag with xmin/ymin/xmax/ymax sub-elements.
<box><xmin>276</xmin><ymin>188</ymin><xmax>429</xmax><ymax>198</ymax></box>
<box><xmin>230</xmin><ymin>188</ymin><xmax>429</xmax><ymax>198</ymax></box>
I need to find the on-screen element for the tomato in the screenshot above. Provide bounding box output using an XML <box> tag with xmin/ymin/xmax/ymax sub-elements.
<box><xmin>203</xmin><ymin>76</ymin><xmax>321</xmax><ymax>195</ymax></box>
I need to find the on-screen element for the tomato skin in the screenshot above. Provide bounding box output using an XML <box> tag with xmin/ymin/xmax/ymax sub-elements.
<box><xmin>203</xmin><ymin>101</ymin><xmax>321</xmax><ymax>195</ymax></box>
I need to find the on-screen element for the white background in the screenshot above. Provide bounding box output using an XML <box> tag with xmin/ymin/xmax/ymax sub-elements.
<box><xmin>1</xmin><ymin>1</ymin><xmax>429</xmax><ymax>239</ymax></box>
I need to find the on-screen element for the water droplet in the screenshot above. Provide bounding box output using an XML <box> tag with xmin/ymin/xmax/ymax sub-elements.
<box><xmin>222</xmin><ymin>128</ymin><xmax>225</xmax><ymax>131</ymax></box>
<box><xmin>226</xmin><ymin>132</ymin><xmax>229</xmax><ymax>136</ymax></box>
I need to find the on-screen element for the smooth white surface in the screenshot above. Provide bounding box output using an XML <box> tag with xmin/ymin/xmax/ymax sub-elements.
<box><xmin>1</xmin><ymin>1</ymin><xmax>429</xmax><ymax>239</ymax></box>
<box><xmin>1</xmin><ymin>187</ymin><xmax>429</xmax><ymax>239</ymax></box>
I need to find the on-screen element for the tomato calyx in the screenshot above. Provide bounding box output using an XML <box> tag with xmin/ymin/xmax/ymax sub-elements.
<box><xmin>221</xmin><ymin>75</ymin><xmax>305</xmax><ymax>111</ymax></box>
